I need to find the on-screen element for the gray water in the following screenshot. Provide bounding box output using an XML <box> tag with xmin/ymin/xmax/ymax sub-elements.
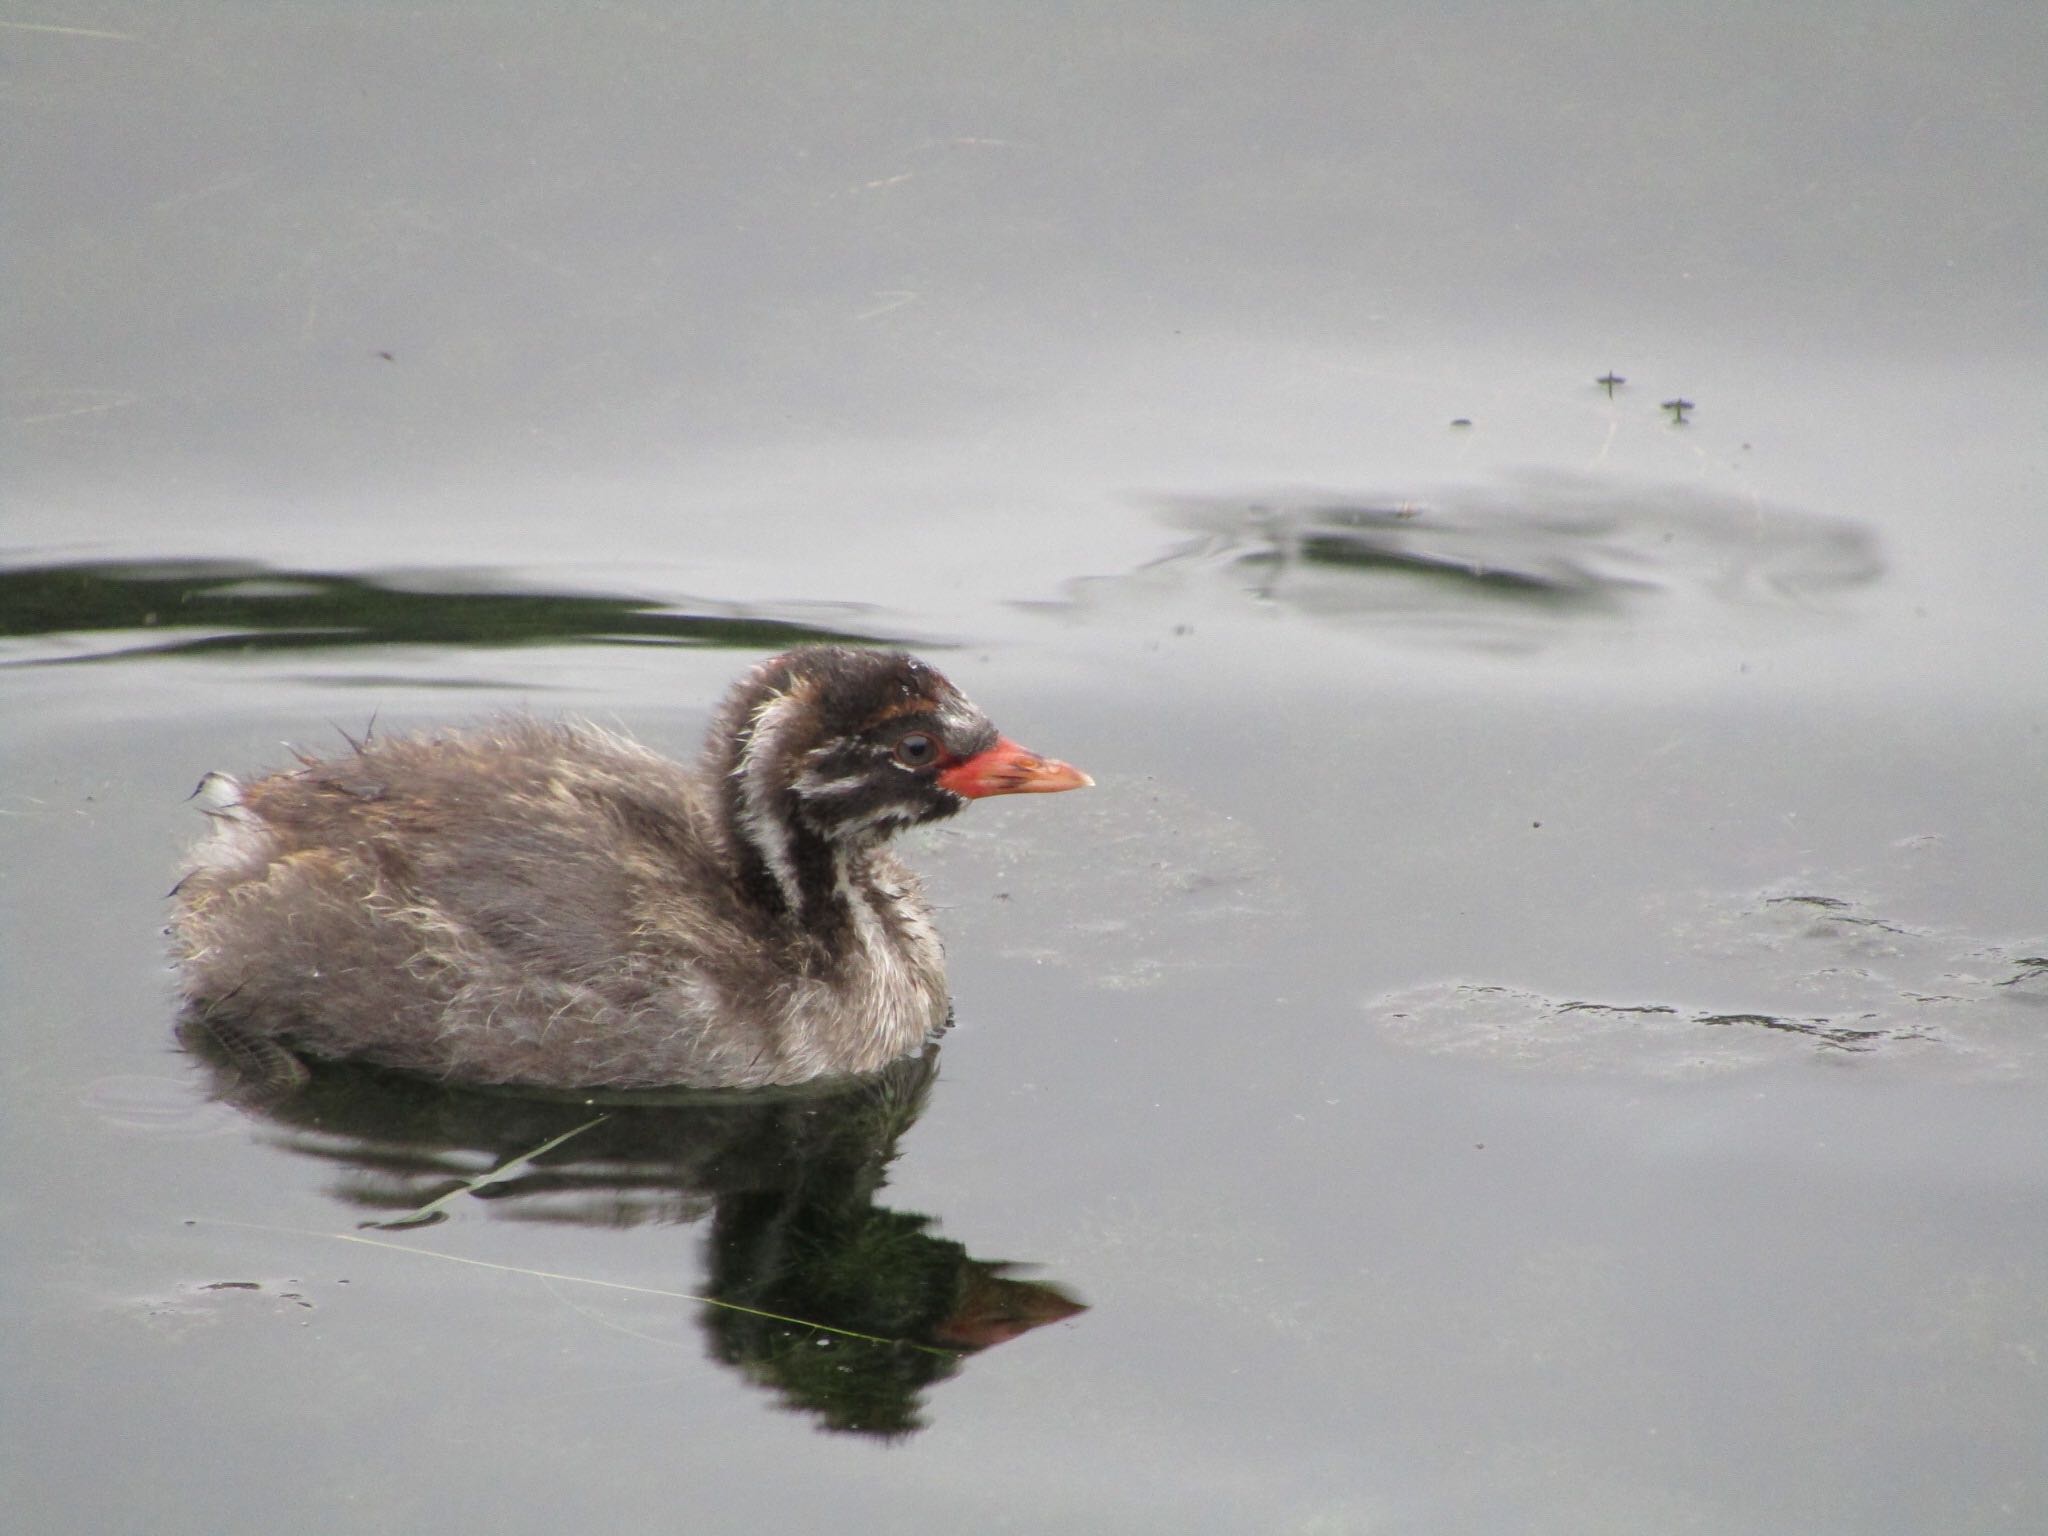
<box><xmin>6</xmin><ymin>6</ymin><xmax>2046</xmax><ymax>1533</ymax></box>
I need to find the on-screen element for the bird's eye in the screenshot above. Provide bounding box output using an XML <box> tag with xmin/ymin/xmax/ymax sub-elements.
<box><xmin>893</xmin><ymin>732</ymin><xmax>939</xmax><ymax>769</ymax></box>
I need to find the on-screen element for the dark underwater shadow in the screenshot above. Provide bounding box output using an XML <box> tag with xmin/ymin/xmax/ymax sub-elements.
<box><xmin>181</xmin><ymin>1033</ymin><xmax>1084</xmax><ymax>1437</ymax></box>
<box><xmin>0</xmin><ymin>557</ymin><xmax>904</xmax><ymax>668</ymax></box>
<box><xmin>1052</xmin><ymin>476</ymin><xmax>1884</xmax><ymax>655</ymax></box>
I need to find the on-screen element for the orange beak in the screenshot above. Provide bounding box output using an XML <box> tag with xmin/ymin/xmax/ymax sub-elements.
<box><xmin>938</xmin><ymin>737</ymin><xmax>1093</xmax><ymax>799</ymax></box>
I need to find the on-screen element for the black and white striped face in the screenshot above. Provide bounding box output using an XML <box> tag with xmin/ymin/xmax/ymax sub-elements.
<box><xmin>714</xmin><ymin>648</ymin><xmax>1091</xmax><ymax>912</ymax></box>
<box><xmin>719</xmin><ymin>648</ymin><xmax>993</xmax><ymax>863</ymax></box>
<box><xmin>785</xmin><ymin>663</ymin><xmax>999</xmax><ymax>843</ymax></box>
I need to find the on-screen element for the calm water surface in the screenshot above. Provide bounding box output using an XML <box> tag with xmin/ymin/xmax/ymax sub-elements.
<box><xmin>6</xmin><ymin>6</ymin><xmax>2045</xmax><ymax>1533</ymax></box>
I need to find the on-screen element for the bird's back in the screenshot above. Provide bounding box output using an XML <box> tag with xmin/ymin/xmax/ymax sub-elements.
<box><xmin>173</xmin><ymin>719</ymin><xmax>791</xmax><ymax>1086</ymax></box>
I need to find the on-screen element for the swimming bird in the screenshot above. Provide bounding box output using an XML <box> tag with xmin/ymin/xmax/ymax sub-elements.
<box><xmin>171</xmin><ymin>646</ymin><xmax>1089</xmax><ymax>1090</ymax></box>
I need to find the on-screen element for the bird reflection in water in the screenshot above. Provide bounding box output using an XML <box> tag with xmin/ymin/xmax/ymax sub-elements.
<box><xmin>182</xmin><ymin>1033</ymin><xmax>1084</xmax><ymax>1437</ymax></box>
